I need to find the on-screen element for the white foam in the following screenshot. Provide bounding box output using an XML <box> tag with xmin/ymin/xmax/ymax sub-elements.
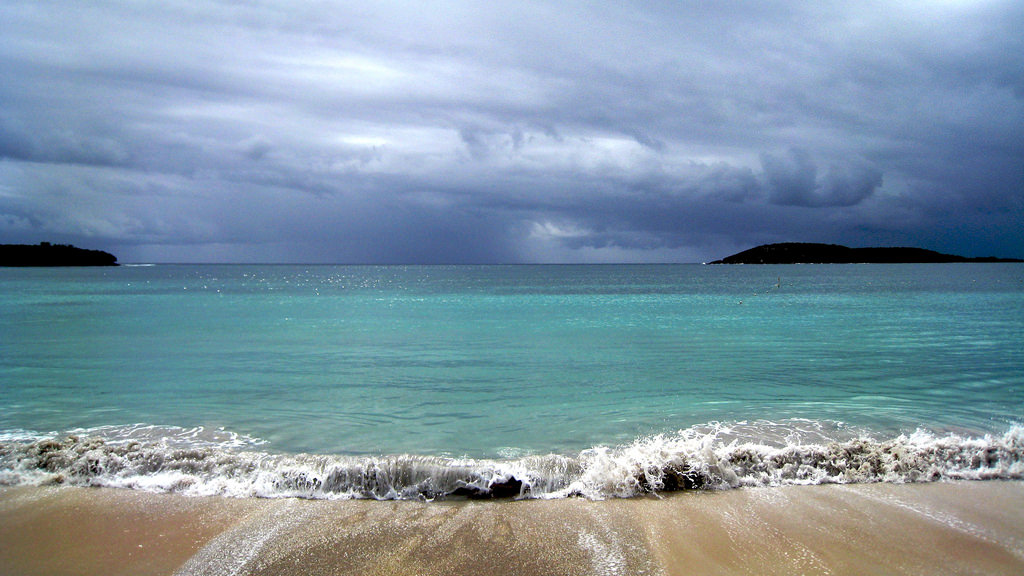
<box><xmin>0</xmin><ymin>429</ymin><xmax>55</xmax><ymax>443</ymax></box>
<box><xmin>60</xmin><ymin>423</ymin><xmax>266</xmax><ymax>450</ymax></box>
<box><xmin>1</xmin><ymin>422</ymin><xmax>1021</xmax><ymax>500</ymax></box>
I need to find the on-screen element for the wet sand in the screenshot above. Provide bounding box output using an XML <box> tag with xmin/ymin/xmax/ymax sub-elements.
<box><xmin>1</xmin><ymin>481</ymin><xmax>1022</xmax><ymax>576</ymax></box>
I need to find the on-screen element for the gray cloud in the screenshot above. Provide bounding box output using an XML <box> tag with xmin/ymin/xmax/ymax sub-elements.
<box><xmin>762</xmin><ymin>149</ymin><xmax>883</xmax><ymax>208</ymax></box>
<box><xmin>1</xmin><ymin>1</ymin><xmax>1022</xmax><ymax>262</ymax></box>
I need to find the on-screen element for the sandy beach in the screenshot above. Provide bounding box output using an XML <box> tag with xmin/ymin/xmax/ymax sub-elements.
<box><xmin>2</xmin><ymin>481</ymin><xmax>1022</xmax><ymax>576</ymax></box>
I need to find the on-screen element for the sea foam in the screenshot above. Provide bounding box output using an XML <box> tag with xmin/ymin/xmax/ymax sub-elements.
<box><xmin>1</xmin><ymin>423</ymin><xmax>1021</xmax><ymax>500</ymax></box>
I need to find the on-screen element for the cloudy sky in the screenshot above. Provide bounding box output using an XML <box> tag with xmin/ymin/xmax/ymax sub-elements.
<box><xmin>2</xmin><ymin>1</ymin><xmax>1022</xmax><ymax>263</ymax></box>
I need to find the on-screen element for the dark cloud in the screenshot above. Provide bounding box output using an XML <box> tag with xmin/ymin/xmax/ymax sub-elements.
<box><xmin>762</xmin><ymin>149</ymin><xmax>883</xmax><ymax>208</ymax></box>
<box><xmin>1</xmin><ymin>1</ymin><xmax>1022</xmax><ymax>262</ymax></box>
<box><xmin>0</xmin><ymin>114</ymin><xmax>131</xmax><ymax>167</ymax></box>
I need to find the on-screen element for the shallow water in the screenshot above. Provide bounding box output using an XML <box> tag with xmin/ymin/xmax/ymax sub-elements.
<box><xmin>1</xmin><ymin>263</ymin><xmax>1022</xmax><ymax>498</ymax></box>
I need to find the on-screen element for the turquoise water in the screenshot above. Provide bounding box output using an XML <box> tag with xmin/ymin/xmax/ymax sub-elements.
<box><xmin>2</xmin><ymin>264</ymin><xmax>1023</xmax><ymax>498</ymax></box>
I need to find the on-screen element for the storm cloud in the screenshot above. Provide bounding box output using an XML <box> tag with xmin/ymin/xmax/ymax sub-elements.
<box><xmin>1</xmin><ymin>1</ymin><xmax>1022</xmax><ymax>262</ymax></box>
<box><xmin>762</xmin><ymin>149</ymin><xmax>883</xmax><ymax>208</ymax></box>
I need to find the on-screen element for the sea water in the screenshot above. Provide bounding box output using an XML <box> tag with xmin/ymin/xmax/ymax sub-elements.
<box><xmin>1</xmin><ymin>263</ymin><xmax>1022</xmax><ymax>498</ymax></box>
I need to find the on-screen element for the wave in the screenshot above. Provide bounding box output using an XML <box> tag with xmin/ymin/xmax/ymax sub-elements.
<box><xmin>1</xmin><ymin>422</ymin><xmax>1022</xmax><ymax>500</ymax></box>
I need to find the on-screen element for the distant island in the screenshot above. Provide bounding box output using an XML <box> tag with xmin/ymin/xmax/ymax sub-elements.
<box><xmin>0</xmin><ymin>242</ymin><xmax>119</xmax><ymax>266</ymax></box>
<box><xmin>709</xmin><ymin>243</ymin><xmax>1023</xmax><ymax>264</ymax></box>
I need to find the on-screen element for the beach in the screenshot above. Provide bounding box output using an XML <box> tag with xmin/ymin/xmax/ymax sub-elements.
<box><xmin>2</xmin><ymin>481</ymin><xmax>1022</xmax><ymax>576</ymax></box>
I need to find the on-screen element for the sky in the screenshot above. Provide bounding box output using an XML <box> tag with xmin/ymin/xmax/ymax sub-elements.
<box><xmin>1</xmin><ymin>1</ymin><xmax>1022</xmax><ymax>263</ymax></box>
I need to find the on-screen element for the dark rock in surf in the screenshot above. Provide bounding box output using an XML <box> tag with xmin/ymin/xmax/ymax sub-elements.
<box><xmin>638</xmin><ymin>464</ymin><xmax>705</xmax><ymax>492</ymax></box>
<box><xmin>487</xmin><ymin>476</ymin><xmax>525</xmax><ymax>498</ymax></box>
<box><xmin>448</xmin><ymin>476</ymin><xmax>524</xmax><ymax>499</ymax></box>
<box><xmin>660</xmin><ymin>465</ymin><xmax>706</xmax><ymax>491</ymax></box>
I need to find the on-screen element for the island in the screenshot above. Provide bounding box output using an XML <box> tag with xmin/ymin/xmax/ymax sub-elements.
<box><xmin>0</xmin><ymin>242</ymin><xmax>119</xmax><ymax>266</ymax></box>
<box><xmin>708</xmin><ymin>243</ymin><xmax>1023</xmax><ymax>264</ymax></box>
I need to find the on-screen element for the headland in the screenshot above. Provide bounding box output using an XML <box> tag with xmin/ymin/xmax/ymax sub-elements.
<box><xmin>0</xmin><ymin>242</ymin><xmax>118</xmax><ymax>266</ymax></box>
<box><xmin>709</xmin><ymin>242</ymin><xmax>1023</xmax><ymax>264</ymax></box>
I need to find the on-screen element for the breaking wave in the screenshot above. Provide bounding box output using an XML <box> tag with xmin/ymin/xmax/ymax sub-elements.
<box><xmin>1</xmin><ymin>422</ymin><xmax>1021</xmax><ymax>500</ymax></box>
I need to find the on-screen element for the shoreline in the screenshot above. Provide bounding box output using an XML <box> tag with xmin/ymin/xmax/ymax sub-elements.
<box><xmin>2</xmin><ymin>481</ymin><xmax>1022</xmax><ymax>575</ymax></box>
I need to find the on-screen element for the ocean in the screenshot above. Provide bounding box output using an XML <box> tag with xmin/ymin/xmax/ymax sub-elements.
<box><xmin>1</xmin><ymin>263</ymin><xmax>1022</xmax><ymax>500</ymax></box>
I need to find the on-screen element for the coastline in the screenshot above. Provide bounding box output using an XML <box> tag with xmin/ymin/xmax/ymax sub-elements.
<box><xmin>2</xmin><ymin>481</ymin><xmax>1022</xmax><ymax>575</ymax></box>
<box><xmin>707</xmin><ymin>242</ymin><xmax>1024</xmax><ymax>264</ymax></box>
